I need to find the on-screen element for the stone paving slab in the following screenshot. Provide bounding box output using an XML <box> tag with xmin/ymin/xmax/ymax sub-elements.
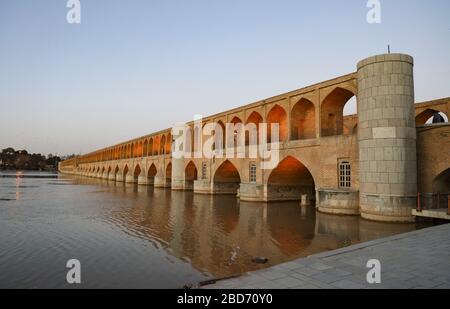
<box><xmin>201</xmin><ymin>224</ymin><xmax>450</xmax><ymax>289</ymax></box>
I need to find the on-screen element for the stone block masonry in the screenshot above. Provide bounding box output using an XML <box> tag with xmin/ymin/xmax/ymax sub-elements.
<box><xmin>357</xmin><ymin>54</ymin><xmax>417</xmax><ymax>222</ymax></box>
<box><xmin>202</xmin><ymin>224</ymin><xmax>450</xmax><ymax>289</ymax></box>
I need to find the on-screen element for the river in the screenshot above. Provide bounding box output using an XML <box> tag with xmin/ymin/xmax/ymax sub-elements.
<box><xmin>0</xmin><ymin>171</ymin><xmax>430</xmax><ymax>288</ymax></box>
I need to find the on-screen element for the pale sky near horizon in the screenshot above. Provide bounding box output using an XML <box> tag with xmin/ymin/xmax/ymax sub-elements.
<box><xmin>1</xmin><ymin>0</ymin><xmax>449</xmax><ymax>156</ymax></box>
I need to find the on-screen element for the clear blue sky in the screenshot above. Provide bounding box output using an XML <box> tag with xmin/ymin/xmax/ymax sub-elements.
<box><xmin>1</xmin><ymin>0</ymin><xmax>449</xmax><ymax>156</ymax></box>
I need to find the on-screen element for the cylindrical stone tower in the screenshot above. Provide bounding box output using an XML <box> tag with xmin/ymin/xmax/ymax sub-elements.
<box><xmin>357</xmin><ymin>54</ymin><xmax>417</xmax><ymax>222</ymax></box>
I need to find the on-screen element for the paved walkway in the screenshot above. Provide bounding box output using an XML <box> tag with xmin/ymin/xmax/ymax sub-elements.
<box><xmin>202</xmin><ymin>224</ymin><xmax>450</xmax><ymax>289</ymax></box>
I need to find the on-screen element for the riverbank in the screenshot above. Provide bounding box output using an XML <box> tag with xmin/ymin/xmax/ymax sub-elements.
<box><xmin>201</xmin><ymin>223</ymin><xmax>450</xmax><ymax>289</ymax></box>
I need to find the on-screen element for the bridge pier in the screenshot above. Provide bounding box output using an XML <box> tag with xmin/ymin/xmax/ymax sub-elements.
<box><xmin>125</xmin><ymin>175</ymin><xmax>136</xmax><ymax>184</ymax></box>
<box><xmin>182</xmin><ymin>180</ymin><xmax>194</xmax><ymax>191</ymax></box>
<box><xmin>116</xmin><ymin>173</ymin><xmax>124</xmax><ymax>182</ymax></box>
<box><xmin>239</xmin><ymin>183</ymin><xmax>264</xmax><ymax>201</ymax></box>
<box><xmin>317</xmin><ymin>189</ymin><xmax>360</xmax><ymax>215</ymax></box>
<box><xmin>193</xmin><ymin>180</ymin><xmax>212</xmax><ymax>194</ymax></box>
<box><xmin>137</xmin><ymin>176</ymin><xmax>149</xmax><ymax>185</ymax></box>
<box><xmin>154</xmin><ymin>176</ymin><xmax>168</xmax><ymax>188</ymax></box>
<box><xmin>108</xmin><ymin>173</ymin><xmax>116</xmax><ymax>181</ymax></box>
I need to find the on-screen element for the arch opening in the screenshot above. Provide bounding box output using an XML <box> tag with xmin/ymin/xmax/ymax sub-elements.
<box><xmin>213</xmin><ymin>121</ymin><xmax>226</xmax><ymax>153</ymax></box>
<box><xmin>228</xmin><ymin>117</ymin><xmax>244</xmax><ymax>153</ymax></box>
<box><xmin>185</xmin><ymin>161</ymin><xmax>198</xmax><ymax>191</ymax></box>
<box><xmin>291</xmin><ymin>98</ymin><xmax>316</xmax><ymax>140</ymax></box>
<box><xmin>165</xmin><ymin>163</ymin><xmax>172</xmax><ymax>187</ymax></box>
<box><xmin>432</xmin><ymin>168</ymin><xmax>450</xmax><ymax>194</ymax></box>
<box><xmin>267</xmin><ymin>105</ymin><xmax>288</xmax><ymax>143</ymax></box>
<box><xmin>123</xmin><ymin>165</ymin><xmax>129</xmax><ymax>181</ymax></box>
<box><xmin>321</xmin><ymin>87</ymin><xmax>356</xmax><ymax>137</ymax></box>
<box><xmin>267</xmin><ymin>156</ymin><xmax>315</xmax><ymax>202</ymax></box>
<box><xmin>143</xmin><ymin>140</ymin><xmax>148</xmax><ymax>157</ymax></box>
<box><xmin>213</xmin><ymin>160</ymin><xmax>241</xmax><ymax>195</ymax></box>
<box><xmin>246</xmin><ymin>111</ymin><xmax>263</xmax><ymax>146</ymax></box>
<box><xmin>154</xmin><ymin>137</ymin><xmax>160</xmax><ymax>156</ymax></box>
<box><xmin>147</xmin><ymin>164</ymin><xmax>157</xmax><ymax>185</ymax></box>
<box><xmin>160</xmin><ymin>135</ymin><xmax>166</xmax><ymax>155</ymax></box>
<box><xmin>148</xmin><ymin>138</ymin><xmax>154</xmax><ymax>156</ymax></box>
<box><xmin>185</xmin><ymin>127</ymin><xmax>194</xmax><ymax>156</ymax></box>
<box><xmin>166</xmin><ymin>133</ymin><xmax>172</xmax><ymax>154</ymax></box>
<box><xmin>194</xmin><ymin>127</ymin><xmax>201</xmax><ymax>155</ymax></box>
<box><xmin>416</xmin><ymin>109</ymin><xmax>449</xmax><ymax>126</ymax></box>
<box><xmin>134</xmin><ymin>165</ymin><xmax>142</xmax><ymax>183</ymax></box>
<box><xmin>138</xmin><ymin>141</ymin><xmax>143</xmax><ymax>157</ymax></box>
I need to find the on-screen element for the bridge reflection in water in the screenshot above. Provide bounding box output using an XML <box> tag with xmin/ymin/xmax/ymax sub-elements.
<box><xmin>71</xmin><ymin>176</ymin><xmax>425</xmax><ymax>278</ymax></box>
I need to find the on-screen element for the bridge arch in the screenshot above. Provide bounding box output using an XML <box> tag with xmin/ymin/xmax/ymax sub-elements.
<box><xmin>320</xmin><ymin>87</ymin><xmax>356</xmax><ymax>137</ymax></box>
<box><xmin>416</xmin><ymin>109</ymin><xmax>449</xmax><ymax>125</ymax></box>
<box><xmin>133</xmin><ymin>164</ymin><xmax>142</xmax><ymax>183</ymax></box>
<box><xmin>185</xmin><ymin>161</ymin><xmax>198</xmax><ymax>190</ymax></box>
<box><xmin>213</xmin><ymin>121</ymin><xmax>226</xmax><ymax>152</ymax></box>
<box><xmin>166</xmin><ymin>133</ymin><xmax>172</xmax><ymax>154</ymax></box>
<box><xmin>267</xmin><ymin>104</ymin><xmax>288</xmax><ymax>143</ymax></box>
<box><xmin>147</xmin><ymin>163</ymin><xmax>157</xmax><ymax>185</ymax></box>
<box><xmin>138</xmin><ymin>141</ymin><xmax>143</xmax><ymax>157</ymax></box>
<box><xmin>267</xmin><ymin>156</ymin><xmax>316</xmax><ymax>202</ymax></box>
<box><xmin>213</xmin><ymin>160</ymin><xmax>241</xmax><ymax>195</ymax></box>
<box><xmin>291</xmin><ymin>98</ymin><xmax>316</xmax><ymax>140</ymax></box>
<box><xmin>160</xmin><ymin>135</ymin><xmax>166</xmax><ymax>155</ymax></box>
<box><xmin>246</xmin><ymin>111</ymin><xmax>263</xmax><ymax>146</ymax></box>
<box><xmin>165</xmin><ymin>162</ymin><xmax>172</xmax><ymax>187</ymax></box>
<box><xmin>185</xmin><ymin>127</ymin><xmax>194</xmax><ymax>156</ymax></box>
<box><xmin>432</xmin><ymin>168</ymin><xmax>450</xmax><ymax>194</ymax></box>
<box><xmin>143</xmin><ymin>140</ymin><xmax>148</xmax><ymax>157</ymax></box>
<box><xmin>228</xmin><ymin>116</ymin><xmax>244</xmax><ymax>149</ymax></box>
<box><xmin>123</xmin><ymin>165</ymin><xmax>129</xmax><ymax>180</ymax></box>
<box><xmin>148</xmin><ymin>138</ymin><xmax>154</xmax><ymax>156</ymax></box>
<box><xmin>154</xmin><ymin>136</ymin><xmax>160</xmax><ymax>156</ymax></box>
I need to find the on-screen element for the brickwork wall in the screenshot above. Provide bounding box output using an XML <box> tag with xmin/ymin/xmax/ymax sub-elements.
<box><xmin>416</xmin><ymin>123</ymin><xmax>450</xmax><ymax>193</ymax></box>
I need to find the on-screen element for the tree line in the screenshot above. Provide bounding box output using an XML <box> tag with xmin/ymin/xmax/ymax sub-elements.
<box><xmin>0</xmin><ymin>147</ymin><xmax>74</xmax><ymax>171</ymax></box>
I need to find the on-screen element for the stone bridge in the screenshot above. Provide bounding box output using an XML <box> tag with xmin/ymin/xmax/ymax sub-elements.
<box><xmin>60</xmin><ymin>53</ymin><xmax>450</xmax><ymax>223</ymax></box>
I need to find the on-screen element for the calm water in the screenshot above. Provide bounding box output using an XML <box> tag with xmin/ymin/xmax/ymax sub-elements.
<box><xmin>0</xmin><ymin>171</ymin><xmax>430</xmax><ymax>288</ymax></box>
